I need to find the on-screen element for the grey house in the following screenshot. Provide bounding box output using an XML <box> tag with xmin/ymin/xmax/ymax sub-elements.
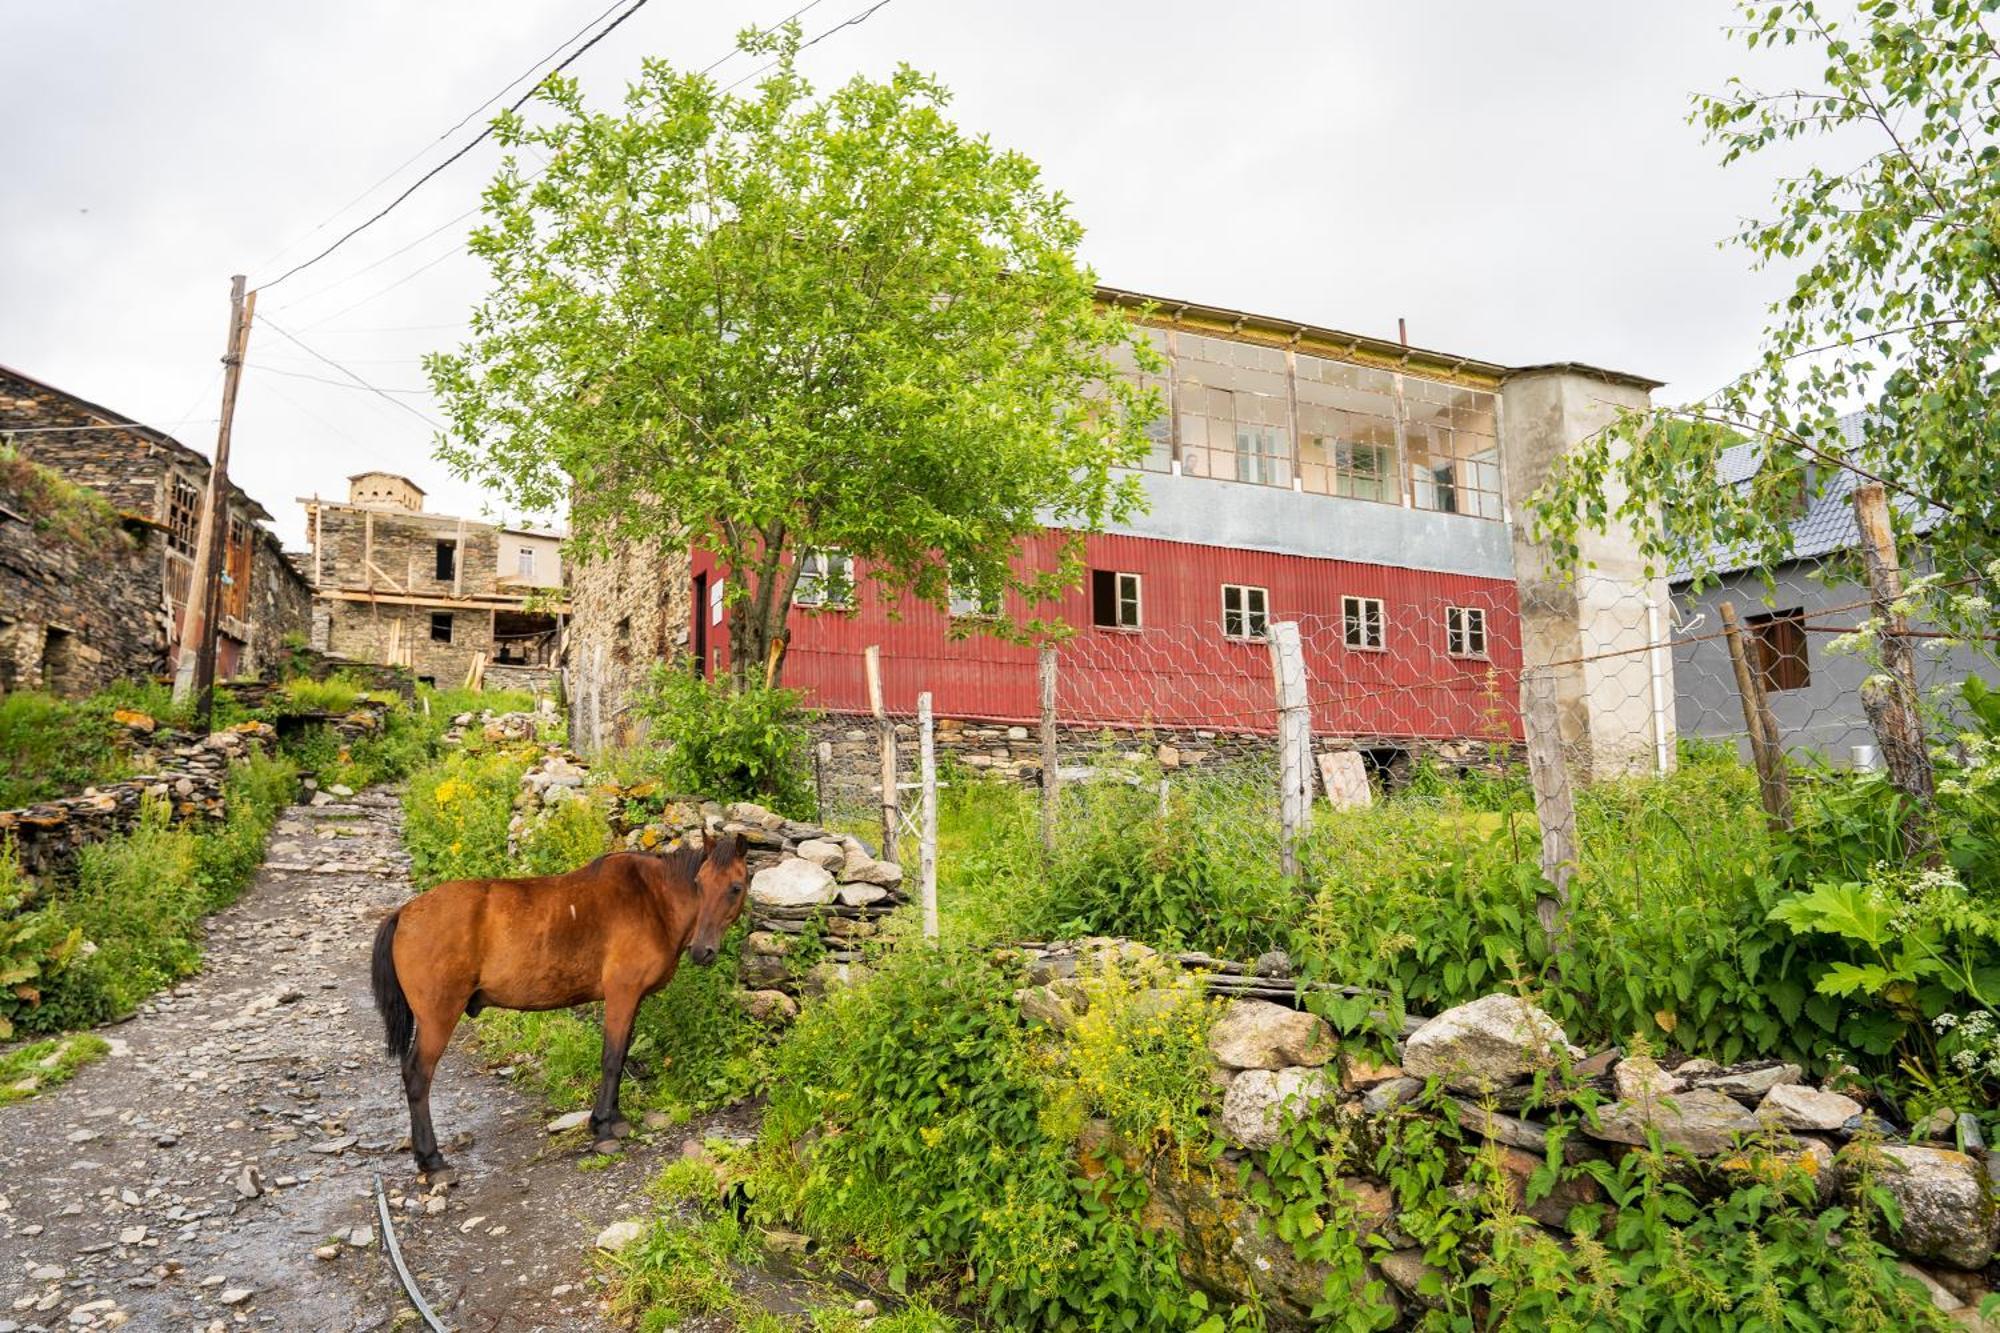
<box><xmin>1669</xmin><ymin>419</ymin><xmax>1993</xmax><ymax>766</ymax></box>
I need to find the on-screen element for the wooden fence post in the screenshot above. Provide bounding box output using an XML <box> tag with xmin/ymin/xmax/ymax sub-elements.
<box><xmin>918</xmin><ymin>691</ymin><xmax>939</xmax><ymax>941</ymax></box>
<box><xmin>1519</xmin><ymin>667</ymin><xmax>1577</xmax><ymax>955</ymax></box>
<box><xmin>1719</xmin><ymin>600</ymin><xmax>1793</xmax><ymax>831</ymax></box>
<box><xmin>865</xmin><ymin>645</ymin><xmax>898</xmax><ymax>862</ymax></box>
<box><xmin>1038</xmin><ymin>644</ymin><xmax>1059</xmax><ymax>856</ymax></box>
<box><xmin>1268</xmin><ymin>621</ymin><xmax>1310</xmax><ymax>880</ymax></box>
<box><xmin>1850</xmin><ymin>482</ymin><xmax>1938</xmax><ymax>861</ymax></box>
<box><xmin>814</xmin><ymin>740</ymin><xmax>832</xmax><ymax>825</ymax></box>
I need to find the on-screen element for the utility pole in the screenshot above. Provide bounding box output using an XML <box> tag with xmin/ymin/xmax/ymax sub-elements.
<box><xmin>172</xmin><ymin>276</ymin><xmax>256</xmax><ymax>725</ymax></box>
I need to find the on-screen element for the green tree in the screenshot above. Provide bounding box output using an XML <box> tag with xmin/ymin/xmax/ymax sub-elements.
<box><xmin>429</xmin><ymin>26</ymin><xmax>1158</xmax><ymax>688</ymax></box>
<box><xmin>1533</xmin><ymin>0</ymin><xmax>2000</xmax><ymax>591</ymax></box>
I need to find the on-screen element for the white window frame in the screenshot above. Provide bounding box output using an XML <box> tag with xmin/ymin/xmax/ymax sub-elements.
<box><xmin>1221</xmin><ymin>584</ymin><xmax>1269</xmax><ymax>641</ymax></box>
<box><xmin>1093</xmin><ymin>569</ymin><xmax>1143</xmax><ymax>630</ymax></box>
<box><xmin>1446</xmin><ymin>605</ymin><xmax>1488</xmax><ymax>659</ymax></box>
<box><xmin>1342</xmin><ymin>595</ymin><xmax>1385</xmax><ymax>651</ymax></box>
<box><xmin>516</xmin><ymin>546</ymin><xmax>536</xmax><ymax>579</ymax></box>
<box><xmin>948</xmin><ymin>582</ymin><xmax>1001</xmax><ymax>619</ymax></box>
<box><xmin>793</xmin><ymin>550</ymin><xmax>856</xmax><ymax>608</ymax></box>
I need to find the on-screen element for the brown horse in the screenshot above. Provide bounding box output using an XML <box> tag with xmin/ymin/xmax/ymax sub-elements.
<box><xmin>370</xmin><ymin>834</ymin><xmax>749</xmax><ymax>1177</ymax></box>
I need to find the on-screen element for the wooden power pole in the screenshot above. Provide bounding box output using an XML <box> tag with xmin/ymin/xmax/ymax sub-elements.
<box><xmin>173</xmin><ymin>275</ymin><xmax>257</xmax><ymax>724</ymax></box>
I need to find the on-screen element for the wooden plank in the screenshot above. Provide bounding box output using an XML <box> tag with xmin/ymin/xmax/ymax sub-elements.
<box><xmin>1719</xmin><ymin>600</ymin><xmax>1792</xmax><ymax>830</ymax></box>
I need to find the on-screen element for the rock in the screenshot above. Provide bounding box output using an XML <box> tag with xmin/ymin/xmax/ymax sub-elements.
<box><xmin>802</xmin><ymin>961</ymin><xmax>871</xmax><ymax>997</ymax></box>
<box><xmin>1852</xmin><ymin>1145</ymin><xmax>1998</xmax><ymax>1270</ymax></box>
<box><xmin>1693</xmin><ymin>1061</ymin><xmax>1803</xmax><ymax>1102</ymax></box>
<box><xmin>346</xmin><ymin>1226</ymin><xmax>374</xmax><ymax>1248</ymax></box>
<box><xmin>547</xmin><ymin>1110</ymin><xmax>591</xmax><ymax>1134</ymax></box>
<box><xmin>233</xmin><ymin>1166</ymin><xmax>263</xmax><ymax>1200</ymax></box>
<box><xmin>1586</xmin><ymin>1087</ymin><xmax>1761</xmax><ymax>1156</ymax></box>
<box><xmin>735</xmin><ymin>990</ymin><xmax>799</xmax><ymax>1026</ymax></box>
<box><xmin>1760</xmin><ymin>1084</ymin><xmax>1864</xmax><ymax>1132</ymax></box>
<box><xmin>1613</xmin><ymin>1055</ymin><xmax>1680</xmax><ymax>1103</ymax></box>
<box><xmin>1379</xmin><ymin>1249</ymin><xmax>1445</xmax><ymax>1308</ymax></box>
<box><xmin>307</xmin><ymin>1134</ymin><xmax>356</xmax><ymax>1154</ymax></box>
<box><xmin>1016</xmin><ymin>985</ymin><xmax>1083</xmax><ymax>1033</ymax></box>
<box><xmin>1207</xmin><ymin>999</ymin><xmax>1337</xmax><ymax>1071</ymax></box>
<box><xmin>312</xmin><ymin>1246</ymin><xmax>338</xmax><ymax>1262</ymax></box>
<box><xmin>29</xmin><ymin>1265</ymin><xmax>66</xmax><ymax>1282</ymax></box>
<box><xmin>118</xmin><ymin>1225</ymin><xmax>146</xmax><ymax>1244</ymax></box>
<box><xmin>793</xmin><ymin>839</ymin><xmax>846</xmax><ymax>870</ymax></box>
<box><xmin>835</xmin><ymin>884</ymin><xmax>888</xmax><ymax>908</ymax></box>
<box><xmin>1402</xmin><ymin>994</ymin><xmax>1577</xmax><ymax>1093</ymax></box>
<box><xmin>838</xmin><ymin>857</ymin><xmax>904</xmax><ymax>888</ymax></box>
<box><xmin>763</xmin><ymin>1229</ymin><xmax>812</xmax><ymax>1253</ymax></box>
<box><xmin>750</xmin><ymin>859</ymin><xmax>837</xmax><ymax>908</ymax></box>
<box><xmin>853</xmin><ymin>1298</ymin><xmax>879</xmax><ymax>1317</ymax></box>
<box><xmin>1915</xmin><ymin>1108</ymin><xmax>1958</xmax><ymax>1140</ymax></box>
<box><xmin>326</xmin><ymin>784</ymin><xmax>354</xmax><ymax>798</ymax></box>
<box><xmin>1363</xmin><ymin>1077</ymin><xmax>1423</xmax><ymax>1115</ymax></box>
<box><xmin>1340</xmin><ymin>1054</ymin><xmax>1405</xmax><ymax>1090</ymax></box>
<box><xmin>1253</xmin><ymin>949</ymin><xmax>1293</xmax><ymax>980</ymax></box>
<box><xmin>1220</xmin><ymin>1067</ymin><xmax>1333</xmax><ymax>1150</ymax></box>
<box><xmin>217</xmin><ymin>1289</ymin><xmax>251</xmax><ymax>1306</ymax></box>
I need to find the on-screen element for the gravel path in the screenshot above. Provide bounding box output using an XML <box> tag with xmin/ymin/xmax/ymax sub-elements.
<box><xmin>0</xmin><ymin>787</ymin><xmax>730</xmax><ymax>1333</ymax></box>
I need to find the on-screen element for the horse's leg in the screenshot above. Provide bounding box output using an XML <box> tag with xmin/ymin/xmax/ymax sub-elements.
<box><xmin>589</xmin><ymin>984</ymin><xmax>644</xmax><ymax>1151</ymax></box>
<box><xmin>403</xmin><ymin>1004</ymin><xmax>459</xmax><ymax>1180</ymax></box>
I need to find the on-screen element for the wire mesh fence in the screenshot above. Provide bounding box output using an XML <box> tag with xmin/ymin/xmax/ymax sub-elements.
<box><xmin>797</xmin><ymin>511</ymin><xmax>1998</xmax><ymax>896</ymax></box>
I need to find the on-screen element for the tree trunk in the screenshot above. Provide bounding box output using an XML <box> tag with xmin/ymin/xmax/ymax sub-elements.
<box><xmin>1850</xmin><ymin>483</ymin><xmax>1939</xmax><ymax>863</ymax></box>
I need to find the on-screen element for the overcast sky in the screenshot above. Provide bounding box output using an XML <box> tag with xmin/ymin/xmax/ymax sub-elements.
<box><xmin>1</xmin><ymin>1</ymin><xmax>1813</xmax><ymax>549</ymax></box>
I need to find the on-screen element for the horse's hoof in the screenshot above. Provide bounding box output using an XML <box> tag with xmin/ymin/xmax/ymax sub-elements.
<box><xmin>590</xmin><ymin>1138</ymin><xmax>624</xmax><ymax>1157</ymax></box>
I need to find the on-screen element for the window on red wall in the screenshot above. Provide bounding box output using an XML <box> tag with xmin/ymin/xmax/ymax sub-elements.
<box><xmin>1221</xmin><ymin>584</ymin><xmax>1268</xmax><ymax>640</ymax></box>
<box><xmin>1342</xmin><ymin>595</ymin><xmax>1385</xmax><ymax>650</ymax></box>
<box><xmin>1091</xmin><ymin>570</ymin><xmax>1141</xmax><ymax>629</ymax></box>
<box><xmin>1446</xmin><ymin>606</ymin><xmax>1488</xmax><ymax>658</ymax></box>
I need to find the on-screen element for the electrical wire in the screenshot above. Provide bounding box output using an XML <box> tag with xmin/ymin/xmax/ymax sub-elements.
<box><xmin>254</xmin><ymin>315</ymin><xmax>445</xmax><ymax>429</ymax></box>
<box><xmin>257</xmin><ymin>0</ymin><xmax>656</xmax><ymax>292</ymax></box>
<box><xmin>721</xmin><ymin>0</ymin><xmax>897</xmax><ymax>92</ymax></box>
<box><xmin>252</xmin><ymin>364</ymin><xmax>434</xmax><ymax>395</ymax></box>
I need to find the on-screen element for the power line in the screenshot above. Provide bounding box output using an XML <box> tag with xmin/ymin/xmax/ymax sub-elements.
<box><xmin>721</xmin><ymin>0</ymin><xmax>898</xmax><ymax>92</ymax></box>
<box><xmin>258</xmin><ymin>0</ymin><xmax>656</xmax><ymax>292</ymax></box>
<box><xmin>252</xmin><ymin>364</ymin><xmax>434</xmax><ymax>395</ymax></box>
<box><xmin>254</xmin><ymin>315</ymin><xmax>445</xmax><ymax>429</ymax></box>
<box><xmin>250</xmin><ymin>0</ymin><xmax>632</xmax><ymax>281</ymax></box>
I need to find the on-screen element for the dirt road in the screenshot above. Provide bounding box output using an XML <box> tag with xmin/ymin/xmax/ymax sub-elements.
<box><xmin>0</xmin><ymin>788</ymin><xmax>700</xmax><ymax>1332</ymax></box>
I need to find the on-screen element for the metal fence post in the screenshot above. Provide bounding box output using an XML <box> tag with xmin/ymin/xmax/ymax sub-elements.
<box><xmin>918</xmin><ymin>690</ymin><xmax>939</xmax><ymax>941</ymax></box>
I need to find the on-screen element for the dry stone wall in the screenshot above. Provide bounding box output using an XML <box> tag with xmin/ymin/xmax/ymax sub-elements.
<box><xmin>0</xmin><ymin>717</ymin><xmax>277</xmax><ymax>882</ymax></box>
<box><xmin>0</xmin><ymin>478</ymin><xmax>165</xmax><ymax>695</ymax></box>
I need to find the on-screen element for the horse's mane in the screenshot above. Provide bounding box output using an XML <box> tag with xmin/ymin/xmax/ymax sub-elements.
<box><xmin>585</xmin><ymin>843</ymin><xmax>706</xmax><ymax>896</ymax></box>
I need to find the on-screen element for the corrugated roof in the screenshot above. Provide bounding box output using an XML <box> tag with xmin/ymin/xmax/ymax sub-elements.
<box><xmin>1672</xmin><ymin>412</ymin><xmax>1944</xmax><ymax>581</ymax></box>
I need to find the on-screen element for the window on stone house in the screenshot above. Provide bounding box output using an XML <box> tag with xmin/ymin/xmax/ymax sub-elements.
<box><xmin>1446</xmin><ymin>605</ymin><xmax>1488</xmax><ymax>658</ymax></box>
<box><xmin>1221</xmin><ymin>584</ymin><xmax>1268</xmax><ymax>640</ymax></box>
<box><xmin>517</xmin><ymin>547</ymin><xmax>535</xmax><ymax>579</ymax></box>
<box><xmin>1342</xmin><ymin>595</ymin><xmax>1385</xmax><ymax>651</ymax></box>
<box><xmin>430</xmin><ymin>612</ymin><xmax>453</xmax><ymax>644</ymax></box>
<box><xmin>435</xmin><ymin>540</ymin><xmax>457</xmax><ymax>581</ymax></box>
<box><xmin>1748</xmin><ymin>609</ymin><xmax>1809</xmax><ymax>692</ymax></box>
<box><xmin>167</xmin><ymin>478</ymin><xmax>200</xmax><ymax>556</ymax></box>
<box><xmin>1091</xmin><ymin>570</ymin><xmax>1142</xmax><ymax>630</ymax></box>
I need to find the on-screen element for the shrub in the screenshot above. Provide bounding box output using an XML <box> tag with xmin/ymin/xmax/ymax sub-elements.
<box><xmin>630</xmin><ymin>665</ymin><xmax>813</xmax><ymax>814</ymax></box>
<box><xmin>0</xmin><ymin>691</ymin><xmax>130</xmax><ymax>807</ymax></box>
<box><xmin>403</xmin><ymin>746</ymin><xmax>530</xmax><ymax>887</ymax></box>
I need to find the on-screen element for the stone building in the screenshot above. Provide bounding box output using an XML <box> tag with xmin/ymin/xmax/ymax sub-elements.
<box><xmin>0</xmin><ymin>364</ymin><xmax>311</xmax><ymax>695</ymax></box>
<box><xmin>566</xmin><ymin>532</ymin><xmax>691</xmax><ymax>750</ymax></box>
<box><xmin>301</xmin><ymin>472</ymin><xmax>567</xmax><ymax>690</ymax></box>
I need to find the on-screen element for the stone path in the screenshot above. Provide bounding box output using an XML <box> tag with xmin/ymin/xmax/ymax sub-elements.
<box><xmin>0</xmin><ymin>787</ymin><xmax>722</xmax><ymax>1332</ymax></box>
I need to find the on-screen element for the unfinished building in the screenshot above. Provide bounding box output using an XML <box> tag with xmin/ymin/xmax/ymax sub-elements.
<box><xmin>301</xmin><ymin>472</ymin><xmax>566</xmax><ymax>691</ymax></box>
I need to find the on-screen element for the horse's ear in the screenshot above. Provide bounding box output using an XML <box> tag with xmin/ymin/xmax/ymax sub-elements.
<box><xmin>708</xmin><ymin>831</ymin><xmax>742</xmax><ymax>864</ymax></box>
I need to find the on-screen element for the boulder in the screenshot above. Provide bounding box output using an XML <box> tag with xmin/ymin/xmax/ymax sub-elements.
<box><xmin>838</xmin><ymin>857</ymin><xmax>904</xmax><ymax>888</ymax></box>
<box><xmin>1207</xmin><ymin>999</ymin><xmax>1337</xmax><ymax>1071</ymax></box>
<box><xmin>1613</xmin><ymin>1055</ymin><xmax>1680</xmax><ymax>1103</ymax></box>
<box><xmin>1220</xmin><ymin>1067</ymin><xmax>1332</xmax><ymax>1150</ymax></box>
<box><xmin>1759</xmin><ymin>1084</ymin><xmax>1863</xmax><ymax>1133</ymax></box>
<box><xmin>1016</xmin><ymin>985</ymin><xmax>1084</xmax><ymax>1033</ymax></box>
<box><xmin>594</xmin><ymin>1219</ymin><xmax>647</xmax><ymax>1252</ymax></box>
<box><xmin>835</xmin><ymin>884</ymin><xmax>888</xmax><ymax>908</ymax></box>
<box><xmin>1402</xmin><ymin>994</ymin><xmax>1576</xmax><ymax>1093</ymax></box>
<box><xmin>735</xmin><ymin>990</ymin><xmax>800</xmax><ymax>1026</ymax></box>
<box><xmin>794</xmin><ymin>838</ymin><xmax>847</xmax><ymax>871</ymax></box>
<box><xmin>1852</xmin><ymin>1145</ymin><xmax>1998</xmax><ymax>1270</ymax></box>
<box><xmin>749</xmin><ymin>859</ymin><xmax>836</xmax><ymax>908</ymax></box>
<box><xmin>1585</xmin><ymin>1087</ymin><xmax>1761</xmax><ymax>1156</ymax></box>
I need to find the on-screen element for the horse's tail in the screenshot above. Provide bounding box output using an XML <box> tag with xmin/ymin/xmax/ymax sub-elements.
<box><xmin>372</xmin><ymin>910</ymin><xmax>414</xmax><ymax>1062</ymax></box>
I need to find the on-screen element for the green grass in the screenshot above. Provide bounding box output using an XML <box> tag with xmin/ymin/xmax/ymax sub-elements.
<box><xmin>0</xmin><ymin>1033</ymin><xmax>108</xmax><ymax>1104</ymax></box>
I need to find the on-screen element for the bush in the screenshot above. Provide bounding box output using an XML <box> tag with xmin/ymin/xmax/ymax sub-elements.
<box><xmin>403</xmin><ymin>745</ymin><xmax>531</xmax><ymax>887</ymax></box>
<box><xmin>0</xmin><ymin>691</ymin><xmax>131</xmax><ymax>807</ymax></box>
<box><xmin>631</xmin><ymin>665</ymin><xmax>813</xmax><ymax>814</ymax></box>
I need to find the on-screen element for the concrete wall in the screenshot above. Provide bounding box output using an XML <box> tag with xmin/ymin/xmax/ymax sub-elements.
<box><xmin>1672</xmin><ymin>563</ymin><xmax>1996</xmax><ymax>765</ymax></box>
<box><xmin>1499</xmin><ymin>369</ymin><xmax>1673</xmax><ymax>779</ymax></box>
<box><xmin>498</xmin><ymin>531</ymin><xmax>563</xmax><ymax>590</ymax></box>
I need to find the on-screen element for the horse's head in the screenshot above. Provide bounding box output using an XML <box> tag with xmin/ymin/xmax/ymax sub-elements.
<box><xmin>688</xmin><ymin>831</ymin><xmax>749</xmax><ymax>967</ymax></box>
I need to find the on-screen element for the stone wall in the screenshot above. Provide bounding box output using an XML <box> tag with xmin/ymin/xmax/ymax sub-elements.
<box><xmin>0</xmin><ymin>719</ymin><xmax>277</xmax><ymax>882</ymax></box>
<box><xmin>483</xmin><ymin>662</ymin><xmax>558</xmax><ymax>696</ymax></box>
<box><xmin>0</xmin><ymin>469</ymin><xmax>168</xmax><ymax>695</ymax></box>
<box><xmin>565</xmin><ymin>533</ymin><xmax>692</xmax><ymax>752</ymax></box>
<box><xmin>320</xmin><ymin>600</ymin><xmax>492</xmax><ymax>687</ymax></box>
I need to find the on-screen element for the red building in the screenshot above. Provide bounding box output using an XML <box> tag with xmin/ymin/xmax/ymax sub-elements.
<box><xmin>570</xmin><ymin>287</ymin><xmax>1668</xmax><ymax>775</ymax></box>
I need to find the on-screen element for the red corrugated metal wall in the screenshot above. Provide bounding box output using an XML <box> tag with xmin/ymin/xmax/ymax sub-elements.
<box><xmin>691</xmin><ymin>531</ymin><xmax>1522</xmax><ymax>742</ymax></box>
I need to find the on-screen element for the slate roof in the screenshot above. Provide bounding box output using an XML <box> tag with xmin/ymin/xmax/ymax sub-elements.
<box><xmin>1670</xmin><ymin>412</ymin><xmax>1945</xmax><ymax>582</ymax></box>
